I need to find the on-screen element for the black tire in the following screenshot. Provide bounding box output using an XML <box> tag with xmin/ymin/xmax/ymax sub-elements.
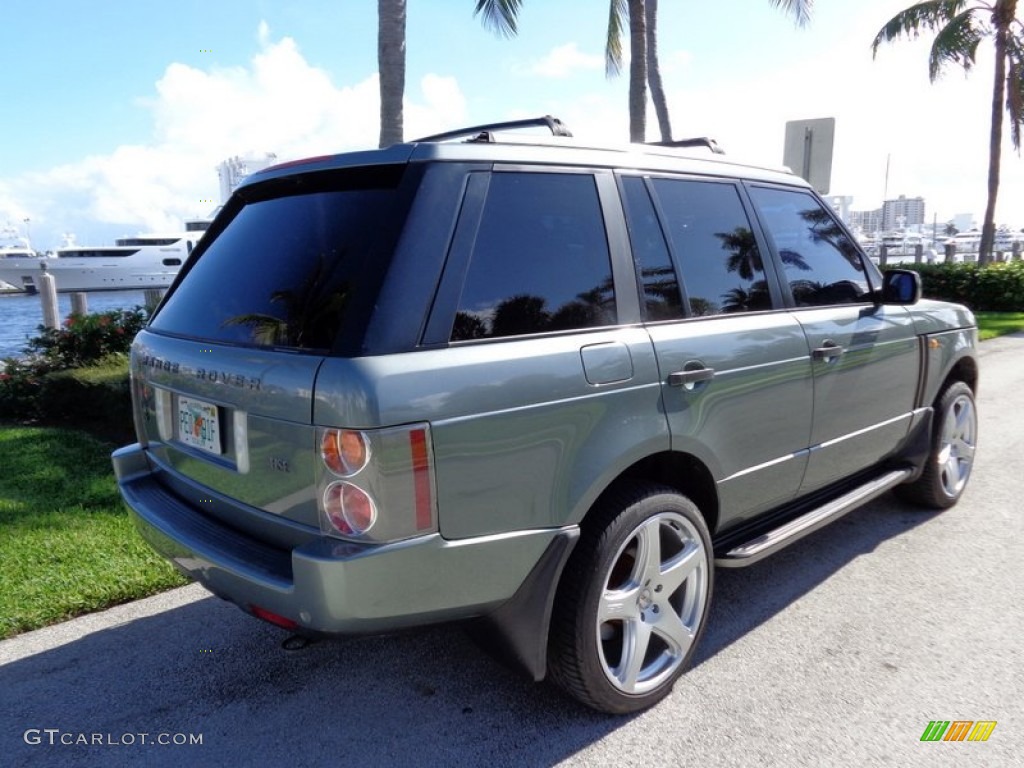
<box><xmin>547</xmin><ymin>483</ymin><xmax>713</xmax><ymax>714</ymax></box>
<box><xmin>896</xmin><ymin>380</ymin><xmax>978</xmax><ymax>509</ymax></box>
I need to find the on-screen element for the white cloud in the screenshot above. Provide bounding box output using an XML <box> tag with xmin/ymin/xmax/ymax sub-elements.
<box><xmin>2</xmin><ymin>25</ymin><xmax>466</xmax><ymax>250</ymax></box>
<box><xmin>660</xmin><ymin>50</ymin><xmax>693</xmax><ymax>75</ymax></box>
<box><xmin>0</xmin><ymin>184</ymin><xmax>32</xmax><ymax>230</ymax></box>
<box><xmin>405</xmin><ymin>74</ymin><xmax>468</xmax><ymax>139</ymax></box>
<box><xmin>652</xmin><ymin>32</ymin><xmax>1023</xmax><ymax>225</ymax></box>
<box><xmin>530</xmin><ymin>43</ymin><xmax>604</xmax><ymax>79</ymax></box>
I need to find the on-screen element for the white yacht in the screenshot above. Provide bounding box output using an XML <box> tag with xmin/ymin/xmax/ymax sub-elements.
<box><xmin>880</xmin><ymin>231</ymin><xmax>931</xmax><ymax>254</ymax></box>
<box><xmin>0</xmin><ymin>220</ymin><xmax>209</xmax><ymax>293</ymax></box>
<box><xmin>945</xmin><ymin>228</ymin><xmax>1017</xmax><ymax>257</ymax></box>
<box><xmin>1</xmin><ymin>224</ymin><xmax>36</xmax><ymax>260</ymax></box>
<box><xmin>946</xmin><ymin>230</ymin><xmax>981</xmax><ymax>256</ymax></box>
<box><xmin>0</xmin><ymin>224</ymin><xmax>37</xmax><ymax>291</ymax></box>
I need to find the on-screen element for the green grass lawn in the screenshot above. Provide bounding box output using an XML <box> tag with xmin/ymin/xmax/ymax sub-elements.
<box><xmin>975</xmin><ymin>311</ymin><xmax>1024</xmax><ymax>341</ymax></box>
<box><xmin>0</xmin><ymin>426</ymin><xmax>187</xmax><ymax>640</ymax></box>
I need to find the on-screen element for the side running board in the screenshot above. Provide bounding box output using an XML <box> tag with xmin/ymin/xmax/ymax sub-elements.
<box><xmin>715</xmin><ymin>469</ymin><xmax>912</xmax><ymax>568</ymax></box>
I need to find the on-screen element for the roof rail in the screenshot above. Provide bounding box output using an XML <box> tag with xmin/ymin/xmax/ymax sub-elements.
<box><xmin>414</xmin><ymin>115</ymin><xmax>573</xmax><ymax>143</ymax></box>
<box><xmin>647</xmin><ymin>137</ymin><xmax>725</xmax><ymax>155</ymax></box>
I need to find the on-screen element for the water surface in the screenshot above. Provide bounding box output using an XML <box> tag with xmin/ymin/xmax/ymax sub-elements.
<box><xmin>0</xmin><ymin>290</ymin><xmax>148</xmax><ymax>358</ymax></box>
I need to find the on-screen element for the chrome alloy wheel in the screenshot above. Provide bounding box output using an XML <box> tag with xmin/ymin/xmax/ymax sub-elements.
<box><xmin>937</xmin><ymin>391</ymin><xmax>977</xmax><ymax>499</ymax></box>
<box><xmin>595</xmin><ymin>511</ymin><xmax>709</xmax><ymax>695</ymax></box>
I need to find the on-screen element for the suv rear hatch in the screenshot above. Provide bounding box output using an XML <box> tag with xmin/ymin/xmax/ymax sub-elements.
<box><xmin>132</xmin><ymin>160</ymin><xmax>413</xmax><ymax>540</ymax></box>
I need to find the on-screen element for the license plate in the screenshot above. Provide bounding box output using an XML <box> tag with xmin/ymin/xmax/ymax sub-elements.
<box><xmin>178</xmin><ymin>396</ymin><xmax>221</xmax><ymax>455</ymax></box>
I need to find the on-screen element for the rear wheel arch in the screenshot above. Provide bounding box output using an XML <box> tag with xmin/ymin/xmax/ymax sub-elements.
<box><xmin>582</xmin><ymin>451</ymin><xmax>719</xmax><ymax>538</ymax></box>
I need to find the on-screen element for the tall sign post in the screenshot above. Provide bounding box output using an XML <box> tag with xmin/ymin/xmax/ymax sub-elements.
<box><xmin>783</xmin><ymin>118</ymin><xmax>835</xmax><ymax>195</ymax></box>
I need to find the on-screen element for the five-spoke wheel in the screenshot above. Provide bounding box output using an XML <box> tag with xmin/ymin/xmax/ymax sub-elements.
<box><xmin>548</xmin><ymin>484</ymin><xmax>712</xmax><ymax>713</ymax></box>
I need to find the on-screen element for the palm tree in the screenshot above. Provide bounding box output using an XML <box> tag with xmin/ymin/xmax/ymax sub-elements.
<box><xmin>645</xmin><ymin>1</ymin><xmax>671</xmax><ymax>142</ymax></box>
<box><xmin>477</xmin><ymin>1</ymin><xmax>812</xmax><ymax>143</ymax></box>
<box><xmin>378</xmin><ymin>0</ymin><xmax>406</xmax><ymax>147</ymax></box>
<box><xmin>872</xmin><ymin>1</ymin><xmax>1024</xmax><ymax>264</ymax></box>
<box><xmin>604</xmin><ymin>0</ymin><xmax>665</xmax><ymax>142</ymax></box>
<box><xmin>379</xmin><ymin>2</ymin><xmax>522</xmax><ymax>148</ymax></box>
<box><xmin>604</xmin><ymin>0</ymin><xmax>812</xmax><ymax>143</ymax></box>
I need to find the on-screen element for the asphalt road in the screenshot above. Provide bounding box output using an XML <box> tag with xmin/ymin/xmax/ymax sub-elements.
<box><xmin>2</xmin><ymin>335</ymin><xmax>1022</xmax><ymax>768</ymax></box>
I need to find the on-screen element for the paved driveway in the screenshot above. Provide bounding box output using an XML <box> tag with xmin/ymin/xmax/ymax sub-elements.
<box><xmin>3</xmin><ymin>335</ymin><xmax>1022</xmax><ymax>767</ymax></box>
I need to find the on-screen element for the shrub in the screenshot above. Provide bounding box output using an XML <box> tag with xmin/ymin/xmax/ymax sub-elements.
<box><xmin>26</xmin><ymin>307</ymin><xmax>148</xmax><ymax>368</ymax></box>
<box><xmin>904</xmin><ymin>261</ymin><xmax>1024</xmax><ymax>311</ymax></box>
<box><xmin>0</xmin><ymin>307</ymin><xmax>146</xmax><ymax>422</ymax></box>
<box><xmin>37</xmin><ymin>356</ymin><xmax>135</xmax><ymax>444</ymax></box>
<box><xmin>0</xmin><ymin>356</ymin><xmax>52</xmax><ymax>418</ymax></box>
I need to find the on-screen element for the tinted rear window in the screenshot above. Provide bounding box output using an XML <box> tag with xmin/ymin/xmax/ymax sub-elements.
<box><xmin>151</xmin><ymin>167</ymin><xmax>405</xmax><ymax>351</ymax></box>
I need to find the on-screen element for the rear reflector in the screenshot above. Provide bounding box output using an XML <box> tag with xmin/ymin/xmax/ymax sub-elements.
<box><xmin>250</xmin><ymin>605</ymin><xmax>298</xmax><ymax>630</ymax></box>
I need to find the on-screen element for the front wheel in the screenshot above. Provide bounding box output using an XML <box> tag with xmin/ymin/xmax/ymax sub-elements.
<box><xmin>897</xmin><ymin>381</ymin><xmax>978</xmax><ymax>508</ymax></box>
<box><xmin>548</xmin><ymin>484</ymin><xmax>712</xmax><ymax>713</ymax></box>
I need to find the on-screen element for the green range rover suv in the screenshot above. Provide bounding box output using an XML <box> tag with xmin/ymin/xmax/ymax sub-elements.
<box><xmin>113</xmin><ymin>116</ymin><xmax>979</xmax><ymax>713</ymax></box>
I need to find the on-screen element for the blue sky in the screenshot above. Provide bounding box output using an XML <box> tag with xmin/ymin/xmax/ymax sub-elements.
<box><xmin>2</xmin><ymin>0</ymin><xmax>1020</xmax><ymax>250</ymax></box>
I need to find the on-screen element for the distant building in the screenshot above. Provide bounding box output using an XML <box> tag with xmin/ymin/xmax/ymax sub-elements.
<box><xmin>848</xmin><ymin>207</ymin><xmax>883</xmax><ymax>234</ymax></box>
<box><xmin>882</xmin><ymin>195</ymin><xmax>925</xmax><ymax>231</ymax></box>
<box><xmin>808</xmin><ymin>193</ymin><xmax>929</xmax><ymax>236</ymax></box>
<box><xmin>217</xmin><ymin>154</ymin><xmax>278</xmax><ymax>203</ymax></box>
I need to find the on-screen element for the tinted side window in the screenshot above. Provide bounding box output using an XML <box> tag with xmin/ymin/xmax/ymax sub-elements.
<box><xmin>750</xmin><ymin>187</ymin><xmax>871</xmax><ymax>306</ymax></box>
<box><xmin>451</xmin><ymin>173</ymin><xmax>615</xmax><ymax>341</ymax></box>
<box><xmin>650</xmin><ymin>179</ymin><xmax>772</xmax><ymax>316</ymax></box>
<box><xmin>620</xmin><ymin>176</ymin><xmax>684</xmax><ymax>321</ymax></box>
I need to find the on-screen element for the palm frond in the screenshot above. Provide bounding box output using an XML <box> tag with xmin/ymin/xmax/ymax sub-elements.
<box><xmin>928</xmin><ymin>10</ymin><xmax>984</xmax><ymax>79</ymax></box>
<box><xmin>605</xmin><ymin>0</ymin><xmax>628</xmax><ymax>77</ymax></box>
<box><xmin>871</xmin><ymin>1</ymin><xmax>969</xmax><ymax>56</ymax></box>
<box><xmin>768</xmin><ymin>0</ymin><xmax>814</xmax><ymax>27</ymax></box>
<box><xmin>474</xmin><ymin>0</ymin><xmax>524</xmax><ymax>38</ymax></box>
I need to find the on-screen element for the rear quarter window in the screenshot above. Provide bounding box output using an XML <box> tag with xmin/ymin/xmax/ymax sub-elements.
<box><xmin>451</xmin><ymin>172</ymin><xmax>616</xmax><ymax>340</ymax></box>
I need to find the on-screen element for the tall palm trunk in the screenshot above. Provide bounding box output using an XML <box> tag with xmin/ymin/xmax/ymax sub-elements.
<box><xmin>979</xmin><ymin>0</ymin><xmax>1017</xmax><ymax>264</ymax></box>
<box><xmin>628</xmin><ymin>0</ymin><xmax>647</xmax><ymax>143</ymax></box>
<box><xmin>645</xmin><ymin>0</ymin><xmax>672</xmax><ymax>142</ymax></box>
<box><xmin>378</xmin><ymin>0</ymin><xmax>406</xmax><ymax>148</ymax></box>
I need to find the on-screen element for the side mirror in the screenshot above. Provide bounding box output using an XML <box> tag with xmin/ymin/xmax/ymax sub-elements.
<box><xmin>880</xmin><ymin>269</ymin><xmax>921</xmax><ymax>305</ymax></box>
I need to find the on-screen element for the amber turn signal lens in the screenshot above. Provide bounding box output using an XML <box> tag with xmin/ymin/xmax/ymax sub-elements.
<box><xmin>320</xmin><ymin>429</ymin><xmax>370</xmax><ymax>476</ymax></box>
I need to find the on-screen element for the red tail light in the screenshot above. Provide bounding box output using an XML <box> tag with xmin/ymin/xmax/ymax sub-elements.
<box><xmin>323</xmin><ymin>481</ymin><xmax>378</xmax><ymax>536</ymax></box>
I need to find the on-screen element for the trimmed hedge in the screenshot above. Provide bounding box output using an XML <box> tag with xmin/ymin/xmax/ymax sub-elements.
<box><xmin>37</xmin><ymin>357</ymin><xmax>135</xmax><ymax>444</ymax></box>
<box><xmin>0</xmin><ymin>307</ymin><xmax>145</xmax><ymax>430</ymax></box>
<box><xmin>901</xmin><ymin>261</ymin><xmax>1024</xmax><ymax>312</ymax></box>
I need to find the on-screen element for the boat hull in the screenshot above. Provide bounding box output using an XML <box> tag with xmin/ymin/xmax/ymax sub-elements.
<box><xmin>0</xmin><ymin>254</ymin><xmax>185</xmax><ymax>293</ymax></box>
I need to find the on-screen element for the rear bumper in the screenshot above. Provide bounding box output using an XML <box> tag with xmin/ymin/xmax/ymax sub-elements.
<box><xmin>113</xmin><ymin>443</ymin><xmax>574</xmax><ymax>634</ymax></box>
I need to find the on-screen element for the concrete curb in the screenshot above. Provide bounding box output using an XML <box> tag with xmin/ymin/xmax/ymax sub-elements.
<box><xmin>0</xmin><ymin>584</ymin><xmax>209</xmax><ymax>666</ymax></box>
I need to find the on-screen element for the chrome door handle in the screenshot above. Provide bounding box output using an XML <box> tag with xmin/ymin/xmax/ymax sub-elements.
<box><xmin>812</xmin><ymin>342</ymin><xmax>845</xmax><ymax>361</ymax></box>
<box><xmin>668</xmin><ymin>367</ymin><xmax>715</xmax><ymax>387</ymax></box>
